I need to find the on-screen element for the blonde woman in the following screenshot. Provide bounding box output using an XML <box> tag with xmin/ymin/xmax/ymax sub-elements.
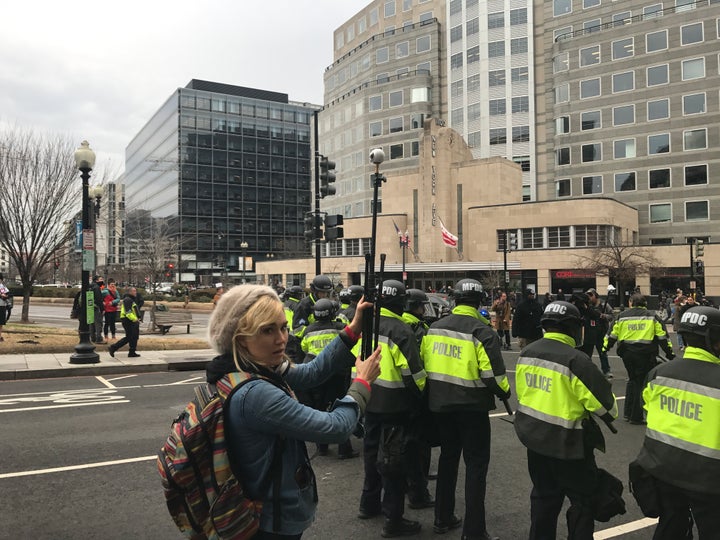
<box><xmin>205</xmin><ymin>284</ymin><xmax>380</xmax><ymax>539</ymax></box>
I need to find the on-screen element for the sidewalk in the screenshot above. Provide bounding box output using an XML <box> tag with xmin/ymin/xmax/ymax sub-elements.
<box><xmin>0</xmin><ymin>348</ymin><xmax>216</xmax><ymax>381</ymax></box>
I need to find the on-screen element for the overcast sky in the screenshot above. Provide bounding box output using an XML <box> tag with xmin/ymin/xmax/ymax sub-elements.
<box><xmin>0</xmin><ymin>0</ymin><xmax>369</xmax><ymax>171</ymax></box>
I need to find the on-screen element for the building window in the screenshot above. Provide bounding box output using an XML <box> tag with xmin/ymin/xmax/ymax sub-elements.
<box><xmin>396</xmin><ymin>41</ymin><xmax>409</xmax><ymax>57</ymax></box>
<box><xmin>684</xmin><ymin>129</ymin><xmax>707</xmax><ymax>151</ymax></box>
<box><xmin>389</xmin><ymin>90</ymin><xmax>403</xmax><ymax>107</ymax></box>
<box><xmin>512</xmin><ymin>96</ymin><xmax>530</xmax><ymax>113</ymax></box>
<box><xmin>612</xmin><ymin>38</ymin><xmax>634</xmax><ymax>60</ymax></box>
<box><xmin>468</xmin><ymin>103</ymin><xmax>481</xmax><ymax>120</ymax></box>
<box><xmin>582</xmin><ymin>175</ymin><xmax>603</xmax><ymax>195</ymax></box>
<box><xmin>513</xmin><ymin>155</ymin><xmax>531</xmax><ymax>171</ymax></box>
<box><xmin>582</xmin><ymin>143</ymin><xmax>602</xmax><ymax>162</ymax></box>
<box><xmin>449</xmin><ymin>0</ymin><xmax>462</xmax><ymax>14</ymax></box>
<box><xmin>553</xmin><ymin>53</ymin><xmax>569</xmax><ymax>73</ymax></box>
<box><xmin>554</xmin><ymin>0</ymin><xmax>572</xmax><ymax>17</ymax></box>
<box><xmin>649</xmin><ymin>168</ymin><xmax>671</xmax><ymax>189</ymax></box>
<box><xmin>451</xmin><ymin>53</ymin><xmax>463</xmax><ymax>69</ymax></box>
<box><xmin>580</xmin><ymin>78</ymin><xmax>601</xmax><ymax>99</ymax></box>
<box><xmin>614</xmin><ymin>138</ymin><xmax>636</xmax><ymax>159</ymax></box>
<box><xmin>613</xmin><ymin>105</ymin><xmax>635</xmax><ymax>126</ymax></box>
<box><xmin>511</xmin><ymin>37</ymin><xmax>528</xmax><ymax>55</ymax></box>
<box><xmin>555</xmin><ymin>116</ymin><xmax>570</xmax><ymax>134</ymax></box>
<box><xmin>686</xmin><ymin>201</ymin><xmax>709</xmax><ymax>221</ymax></box>
<box><xmin>377</xmin><ymin>47</ymin><xmax>389</xmax><ymax>63</ymax></box>
<box><xmin>646</xmin><ymin>30</ymin><xmax>667</xmax><ymax>53</ymax></box>
<box><xmin>488</xmin><ymin>12</ymin><xmax>504</xmax><ymax>28</ymax></box>
<box><xmin>411</xmin><ymin>141</ymin><xmax>419</xmax><ymax>156</ymax></box>
<box><xmin>451</xmin><ymin>80</ymin><xmax>463</xmax><ymax>98</ymax></box>
<box><xmin>581</xmin><ymin>110</ymin><xmax>601</xmax><ymax>130</ymax></box>
<box><xmin>490</xmin><ymin>128</ymin><xmax>507</xmax><ymax>145</ymax></box>
<box><xmin>411</xmin><ymin>87</ymin><xmax>429</xmax><ymax>102</ymax></box>
<box><xmin>467</xmin><ymin>46</ymin><xmax>480</xmax><ymax>64</ymax></box>
<box><xmin>647</xmin><ymin>99</ymin><xmax>669</xmax><ymax>121</ymax></box>
<box><xmin>648</xmin><ymin>133</ymin><xmax>670</xmax><ymax>154</ymax></box>
<box><xmin>681</xmin><ymin>94</ymin><xmax>705</xmax><ymax>117</ymax></box>
<box><xmin>681</xmin><ymin>22</ymin><xmax>704</xmax><ymax>45</ymax></box>
<box><xmin>389</xmin><ymin>117</ymin><xmax>403</xmax><ymax>133</ymax></box>
<box><xmin>613</xmin><ymin>11</ymin><xmax>632</xmax><ymax>26</ymax></box>
<box><xmin>556</xmin><ymin>147</ymin><xmax>570</xmax><ymax>165</ymax></box>
<box><xmin>416</xmin><ymin>35</ymin><xmax>431</xmax><ymax>52</ymax></box>
<box><xmin>612</xmin><ymin>71</ymin><xmax>634</xmax><ymax>93</ymax></box>
<box><xmin>451</xmin><ymin>108</ymin><xmax>464</xmax><ymax>125</ymax></box>
<box><xmin>647</xmin><ymin>64</ymin><xmax>669</xmax><ymax>86</ymax></box>
<box><xmin>467</xmin><ymin>74</ymin><xmax>480</xmax><ymax>92</ymax></box>
<box><xmin>467</xmin><ymin>132</ymin><xmax>481</xmax><ymax>147</ymax></box>
<box><xmin>555</xmin><ymin>26</ymin><xmax>573</xmax><ymax>40</ymax></box>
<box><xmin>385</xmin><ymin>0</ymin><xmax>396</xmax><ymax>17</ymax></box>
<box><xmin>450</xmin><ymin>25</ymin><xmax>463</xmax><ymax>42</ymax></box>
<box><xmin>685</xmin><ymin>164</ymin><xmax>708</xmax><ymax>186</ymax></box>
<box><xmin>650</xmin><ymin>203</ymin><xmax>672</xmax><ymax>223</ymax></box>
<box><xmin>488</xmin><ymin>41</ymin><xmax>505</xmax><ymax>58</ymax></box>
<box><xmin>510</xmin><ymin>8</ymin><xmax>527</xmax><ymax>25</ymax></box>
<box><xmin>410</xmin><ymin>113</ymin><xmax>425</xmax><ymax>129</ymax></box>
<box><xmin>548</xmin><ymin>226</ymin><xmax>571</xmax><ymax>248</ymax></box>
<box><xmin>489</xmin><ymin>70</ymin><xmax>506</xmax><ymax>87</ymax></box>
<box><xmin>682</xmin><ymin>58</ymin><xmax>705</xmax><ymax>80</ymax></box>
<box><xmin>584</xmin><ymin>18</ymin><xmax>601</xmax><ymax>33</ymax></box>
<box><xmin>615</xmin><ymin>172</ymin><xmax>636</xmax><ymax>191</ymax></box>
<box><xmin>369</xmin><ymin>121</ymin><xmax>382</xmax><ymax>137</ymax></box>
<box><xmin>369</xmin><ymin>95</ymin><xmax>382</xmax><ymax>111</ymax></box>
<box><xmin>489</xmin><ymin>99</ymin><xmax>506</xmax><ymax>115</ymax></box>
<box><xmin>513</xmin><ymin>126</ymin><xmax>530</xmax><ymax>143</ymax></box>
<box><xmin>390</xmin><ymin>143</ymin><xmax>404</xmax><ymax>159</ymax></box>
<box><xmin>511</xmin><ymin>67</ymin><xmax>529</xmax><ymax>82</ymax></box>
<box><xmin>466</xmin><ymin>18</ymin><xmax>479</xmax><ymax>37</ymax></box>
<box><xmin>555</xmin><ymin>83</ymin><xmax>569</xmax><ymax>103</ymax></box>
<box><xmin>583</xmin><ymin>0</ymin><xmax>600</xmax><ymax>7</ymax></box>
<box><xmin>651</xmin><ymin>238</ymin><xmax>673</xmax><ymax>245</ymax></box>
<box><xmin>579</xmin><ymin>45</ymin><xmax>600</xmax><ymax>66</ymax></box>
<box><xmin>556</xmin><ymin>179</ymin><xmax>571</xmax><ymax>198</ymax></box>
<box><xmin>643</xmin><ymin>4</ymin><xmax>663</xmax><ymax>17</ymax></box>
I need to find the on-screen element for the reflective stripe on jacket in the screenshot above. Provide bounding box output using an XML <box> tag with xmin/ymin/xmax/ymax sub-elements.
<box><xmin>636</xmin><ymin>346</ymin><xmax>720</xmax><ymax>494</ymax></box>
<box><xmin>421</xmin><ymin>304</ymin><xmax>510</xmax><ymax>413</ymax></box>
<box><xmin>119</xmin><ymin>297</ymin><xmax>139</xmax><ymax>323</ymax></box>
<box><xmin>514</xmin><ymin>332</ymin><xmax>618</xmax><ymax>459</ymax></box>
<box><xmin>354</xmin><ymin>308</ymin><xmax>426</xmax><ymax>415</ymax></box>
<box><xmin>301</xmin><ymin>321</ymin><xmax>345</xmax><ymax>362</ymax></box>
<box><xmin>603</xmin><ymin>306</ymin><xmax>673</xmax><ymax>357</ymax></box>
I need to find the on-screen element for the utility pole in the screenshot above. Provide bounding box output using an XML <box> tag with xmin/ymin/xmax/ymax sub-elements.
<box><xmin>313</xmin><ymin>110</ymin><xmax>321</xmax><ymax>275</ymax></box>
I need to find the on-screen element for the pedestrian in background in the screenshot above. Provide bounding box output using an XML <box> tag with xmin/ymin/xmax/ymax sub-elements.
<box><xmin>511</xmin><ymin>289</ymin><xmax>543</xmax><ymax>349</ymax></box>
<box><xmin>109</xmin><ymin>287</ymin><xmax>141</xmax><ymax>358</ymax></box>
<box><xmin>91</xmin><ymin>275</ymin><xmax>106</xmax><ymax>343</ymax></box>
<box><xmin>102</xmin><ymin>280</ymin><xmax>120</xmax><ymax>341</ymax></box>
<box><xmin>581</xmin><ymin>289</ymin><xmax>614</xmax><ymax>379</ymax></box>
<box><xmin>492</xmin><ymin>291</ymin><xmax>512</xmax><ymax>350</ymax></box>
<box><xmin>0</xmin><ymin>274</ymin><xmax>9</xmax><ymax>342</ymax></box>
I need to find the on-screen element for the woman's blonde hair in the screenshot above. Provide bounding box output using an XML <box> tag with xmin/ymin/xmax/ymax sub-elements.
<box><xmin>231</xmin><ymin>296</ymin><xmax>288</xmax><ymax>370</ymax></box>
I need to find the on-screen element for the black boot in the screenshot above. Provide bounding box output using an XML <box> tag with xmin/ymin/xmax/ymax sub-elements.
<box><xmin>381</xmin><ymin>518</ymin><xmax>421</xmax><ymax>538</ymax></box>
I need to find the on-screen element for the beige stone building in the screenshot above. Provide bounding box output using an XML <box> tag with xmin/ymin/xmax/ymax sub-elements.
<box><xmin>259</xmin><ymin>119</ymin><xmax>717</xmax><ymax>302</ymax></box>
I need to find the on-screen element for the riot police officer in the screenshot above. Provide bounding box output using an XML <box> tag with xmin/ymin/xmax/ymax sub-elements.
<box><xmin>515</xmin><ymin>301</ymin><xmax>618</xmax><ymax>539</ymax></box>
<box><xmin>632</xmin><ymin>305</ymin><xmax>720</xmax><ymax>538</ymax></box>
<box><xmin>339</xmin><ymin>284</ymin><xmax>364</xmax><ymax>324</ymax></box>
<box><xmin>293</xmin><ymin>275</ymin><xmax>333</xmax><ymax>333</ymax></box>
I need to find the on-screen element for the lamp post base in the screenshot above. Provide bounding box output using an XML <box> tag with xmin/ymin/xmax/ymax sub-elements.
<box><xmin>70</xmin><ymin>341</ymin><xmax>100</xmax><ymax>364</ymax></box>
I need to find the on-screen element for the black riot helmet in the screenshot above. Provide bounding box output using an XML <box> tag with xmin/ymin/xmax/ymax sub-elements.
<box><xmin>310</xmin><ymin>275</ymin><xmax>333</xmax><ymax>294</ymax></box>
<box><xmin>405</xmin><ymin>288</ymin><xmax>428</xmax><ymax>312</ymax></box>
<box><xmin>541</xmin><ymin>301</ymin><xmax>583</xmax><ymax>343</ymax></box>
<box><xmin>312</xmin><ymin>298</ymin><xmax>337</xmax><ymax>322</ymax></box>
<box><xmin>348</xmin><ymin>285</ymin><xmax>364</xmax><ymax>302</ymax></box>
<box><xmin>338</xmin><ymin>289</ymin><xmax>351</xmax><ymax>303</ymax></box>
<box><xmin>380</xmin><ymin>280</ymin><xmax>406</xmax><ymax>314</ymax></box>
<box><xmin>678</xmin><ymin>306</ymin><xmax>720</xmax><ymax>355</ymax></box>
<box><xmin>453</xmin><ymin>279</ymin><xmax>483</xmax><ymax>307</ymax></box>
<box><xmin>287</xmin><ymin>285</ymin><xmax>304</xmax><ymax>300</ymax></box>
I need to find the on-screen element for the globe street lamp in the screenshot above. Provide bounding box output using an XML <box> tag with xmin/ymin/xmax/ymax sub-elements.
<box><xmin>70</xmin><ymin>141</ymin><xmax>100</xmax><ymax>364</ymax></box>
<box><xmin>240</xmin><ymin>241</ymin><xmax>249</xmax><ymax>283</ymax></box>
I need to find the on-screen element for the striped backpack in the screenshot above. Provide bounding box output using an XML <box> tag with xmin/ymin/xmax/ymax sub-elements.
<box><xmin>157</xmin><ymin>371</ymin><xmax>286</xmax><ymax>540</ymax></box>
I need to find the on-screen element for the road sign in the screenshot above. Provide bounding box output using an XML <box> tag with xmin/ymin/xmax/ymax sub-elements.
<box><xmin>83</xmin><ymin>229</ymin><xmax>95</xmax><ymax>250</ymax></box>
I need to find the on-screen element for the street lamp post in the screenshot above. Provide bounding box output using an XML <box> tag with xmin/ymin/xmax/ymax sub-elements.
<box><xmin>70</xmin><ymin>141</ymin><xmax>100</xmax><ymax>364</ymax></box>
<box><xmin>89</xmin><ymin>185</ymin><xmax>102</xmax><ymax>275</ymax></box>
<box><xmin>240</xmin><ymin>241</ymin><xmax>249</xmax><ymax>283</ymax></box>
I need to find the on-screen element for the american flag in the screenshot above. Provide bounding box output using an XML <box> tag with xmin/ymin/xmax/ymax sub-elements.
<box><xmin>393</xmin><ymin>220</ymin><xmax>410</xmax><ymax>246</ymax></box>
<box><xmin>439</xmin><ymin>218</ymin><xmax>458</xmax><ymax>248</ymax></box>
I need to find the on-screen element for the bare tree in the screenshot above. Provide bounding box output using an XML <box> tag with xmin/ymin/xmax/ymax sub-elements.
<box><xmin>573</xmin><ymin>241</ymin><xmax>661</xmax><ymax>307</ymax></box>
<box><xmin>0</xmin><ymin>128</ymin><xmax>82</xmax><ymax>322</ymax></box>
<box><xmin>479</xmin><ymin>270</ymin><xmax>505</xmax><ymax>297</ymax></box>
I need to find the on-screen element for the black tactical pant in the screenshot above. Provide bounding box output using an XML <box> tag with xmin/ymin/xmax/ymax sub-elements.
<box><xmin>527</xmin><ymin>449</ymin><xmax>597</xmax><ymax>540</ymax></box>
<box><xmin>620</xmin><ymin>352</ymin><xmax>656</xmax><ymax>422</ymax></box>
<box><xmin>114</xmin><ymin>318</ymin><xmax>139</xmax><ymax>353</ymax></box>
<box><xmin>653</xmin><ymin>478</ymin><xmax>720</xmax><ymax>539</ymax></box>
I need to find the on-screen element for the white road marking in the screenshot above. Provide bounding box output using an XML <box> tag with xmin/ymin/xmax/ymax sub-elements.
<box><xmin>0</xmin><ymin>455</ymin><xmax>156</xmax><ymax>479</ymax></box>
<box><xmin>103</xmin><ymin>374</ymin><xmax>138</xmax><ymax>383</ymax></box>
<box><xmin>594</xmin><ymin>517</ymin><xmax>658</xmax><ymax>538</ymax></box>
<box><xmin>96</xmin><ymin>376</ymin><xmax>116</xmax><ymax>389</ymax></box>
<box><xmin>0</xmin><ymin>400</ymin><xmax>131</xmax><ymax>413</ymax></box>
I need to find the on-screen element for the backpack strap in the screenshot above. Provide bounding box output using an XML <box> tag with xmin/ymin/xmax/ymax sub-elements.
<box><xmin>217</xmin><ymin>371</ymin><xmax>293</xmax><ymax>533</ymax></box>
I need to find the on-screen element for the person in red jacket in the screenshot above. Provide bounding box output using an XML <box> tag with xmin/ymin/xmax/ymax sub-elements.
<box><xmin>102</xmin><ymin>280</ymin><xmax>120</xmax><ymax>341</ymax></box>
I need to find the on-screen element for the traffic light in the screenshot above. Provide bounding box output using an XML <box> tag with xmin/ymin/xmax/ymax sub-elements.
<box><xmin>324</xmin><ymin>214</ymin><xmax>344</xmax><ymax>241</ymax></box>
<box><xmin>303</xmin><ymin>212</ymin><xmax>323</xmax><ymax>242</ymax></box>
<box><xmin>319</xmin><ymin>156</ymin><xmax>337</xmax><ymax>198</ymax></box>
<box><xmin>696</xmin><ymin>239</ymin><xmax>704</xmax><ymax>258</ymax></box>
<box><xmin>508</xmin><ymin>232</ymin><xmax>518</xmax><ymax>251</ymax></box>
<box><xmin>695</xmin><ymin>260</ymin><xmax>704</xmax><ymax>275</ymax></box>
<box><xmin>166</xmin><ymin>263</ymin><xmax>175</xmax><ymax>277</ymax></box>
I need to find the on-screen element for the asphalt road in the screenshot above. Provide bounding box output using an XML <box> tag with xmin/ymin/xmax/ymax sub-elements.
<box><xmin>0</xmin><ymin>351</ymin><xmax>660</xmax><ymax>540</ymax></box>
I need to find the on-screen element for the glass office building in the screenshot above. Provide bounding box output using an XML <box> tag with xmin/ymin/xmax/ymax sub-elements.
<box><xmin>124</xmin><ymin>80</ymin><xmax>320</xmax><ymax>284</ymax></box>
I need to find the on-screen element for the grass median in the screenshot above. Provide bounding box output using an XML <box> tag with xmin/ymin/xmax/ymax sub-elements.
<box><xmin>1</xmin><ymin>323</ymin><xmax>210</xmax><ymax>354</ymax></box>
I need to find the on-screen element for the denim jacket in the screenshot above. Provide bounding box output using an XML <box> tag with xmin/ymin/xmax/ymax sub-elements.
<box><xmin>223</xmin><ymin>335</ymin><xmax>368</xmax><ymax>535</ymax></box>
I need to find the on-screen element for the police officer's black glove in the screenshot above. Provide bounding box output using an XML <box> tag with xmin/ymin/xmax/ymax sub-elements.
<box><xmin>666</xmin><ymin>353</ymin><xmax>675</xmax><ymax>361</ymax></box>
<box><xmin>498</xmin><ymin>389</ymin><xmax>511</xmax><ymax>402</ymax></box>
